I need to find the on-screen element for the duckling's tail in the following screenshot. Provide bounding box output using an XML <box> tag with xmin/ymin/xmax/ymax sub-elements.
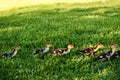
<box><xmin>79</xmin><ymin>50</ymin><xmax>84</xmax><ymax>54</ymax></box>
<box><xmin>93</xmin><ymin>58</ymin><xmax>98</xmax><ymax>61</ymax></box>
<box><xmin>50</xmin><ymin>51</ymin><xmax>53</xmax><ymax>54</ymax></box>
<box><xmin>0</xmin><ymin>54</ymin><xmax>3</xmax><ymax>57</ymax></box>
<box><xmin>93</xmin><ymin>57</ymin><xmax>100</xmax><ymax>61</ymax></box>
<box><xmin>32</xmin><ymin>51</ymin><xmax>37</xmax><ymax>55</ymax></box>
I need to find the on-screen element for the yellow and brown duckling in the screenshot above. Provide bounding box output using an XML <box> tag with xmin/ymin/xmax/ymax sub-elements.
<box><xmin>94</xmin><ymin>44</ymin><xmax>118</xmax><ymax>61</ymax></box>
<box><xmin>51</xmin><ymin>44</ymin><xmax>74</xmax><ymax>56</ymax></box>
<box><xmin>79</xmin><ymin>43</ymin><xmax>104</xmax><ymax>56</ymax></box>
<box><xmin>0</xmin><ymin>46</ymin><xmax>21</xmax><ymax>58</ymax></box>
<box><xmin>32</xmin><ymin>43</ymin><xmax>52</xmax><ymax>55</ymax></box>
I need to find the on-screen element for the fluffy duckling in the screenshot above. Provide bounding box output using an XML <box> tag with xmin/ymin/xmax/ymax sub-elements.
<box><xmin>79</xmin><ymin>43</ymin><xmax>104</xmax><ymax>56</ymax></box>
<box><xmin>32</xmin><ymin>43</ymin><xmax>52</xmax><ymax>55</ymax></box>
<box><xmin>0</xmin><ymin>46</ymin><xmax>21</xmax><ymax>58</ymax></box>
<box><xmin>51</xmin><ymin>44</ymin><xmax>74</xmax><ymax>56</ymax></box>
<box><xmin>94</xmin><ymin>44</ymin><xmax>118</xmax><ymax>61</ymax></box>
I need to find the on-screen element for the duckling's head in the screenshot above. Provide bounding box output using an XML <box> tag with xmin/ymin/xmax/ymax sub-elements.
<box><xmin>97</xmin><ymin>43</ymin><xmax>104</xmax><ymax>48</ymax></box>
<box><xmin>46</xmin><ymin>43</ymin><xmax>52</xmax><ymax>48</ymax></box>
<box><xmin>14</xmin><ymin>46</ymin><xmax>21</xmax><ymax>51</ymax></box>
<box><xmin>110</xmin><ymin>44</ymin><xmax>118</xmax><ymax>50</ymax></box>
<box><xmin>67</xmin><ymin>44</ymin><xmax>74</xmax><ymax>50</ymax></box>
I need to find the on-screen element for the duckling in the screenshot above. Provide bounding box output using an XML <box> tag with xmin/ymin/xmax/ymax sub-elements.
<box><xmin>51</xmin><ymin>44</ymin><xmax>74</xmax><ymax>56</ymax></box>
<box><xmin>79</xmin><ymin>43</ymin><xmax>104</xmax><ymax>56</ymax></box>
<box><xmin>32</xmin><ymin>43</ymin><xmax>52</xmax><ymax>55</ymax></box>
<box><xmin>0</xmin><ymin>46</ymin><xmax>21</xmax><ymax>58</ymax></box>
<box><xmin>94</xmin><ymin>44</ymin><xmax>118</xmax><ymax>61</ymax></box>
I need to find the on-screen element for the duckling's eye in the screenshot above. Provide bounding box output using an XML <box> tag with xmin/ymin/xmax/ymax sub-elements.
<box><xmin>71</xmin><ymin>46</ymin><xmax>73</xmax><ymax>47</ymax></box>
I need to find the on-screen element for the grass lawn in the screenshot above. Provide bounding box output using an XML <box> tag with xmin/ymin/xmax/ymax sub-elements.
<box><xmin>0</xmin><ymin>0</ymin><xmax>120</xmax><ymax>80</ymax></box>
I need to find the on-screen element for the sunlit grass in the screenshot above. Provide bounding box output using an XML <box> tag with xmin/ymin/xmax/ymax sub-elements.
<box><xmin>0</xmin><ymin>0</ymin><xmax>100</xmax><ymax>11</ymax></box>
<box><xmin>0</xmin><ymin>27</ymin><xmax>22</xmax><ymax>32</ymax></box>
<box><xmin>0</xmin><ymin>0</ymin><xmax>120</xmax><ymax>11</ymax></box>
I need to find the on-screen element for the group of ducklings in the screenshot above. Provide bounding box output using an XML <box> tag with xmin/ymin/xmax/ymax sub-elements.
<box><xmin>0</xmin><ymin>43</ymin><xmax>120</xmax><ymax>61</ymax></box>
<box><xmin>80</xmin><ymin>43</ymin><xmax>120</xmax><ymax>61</ymax></box>
<box><xmin>32</xmin><ymin>43</ymin><xmax>74</xmax><ymax>56</ymax></box>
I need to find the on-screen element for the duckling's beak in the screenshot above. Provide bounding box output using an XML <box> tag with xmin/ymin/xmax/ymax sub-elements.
<box><xmin>102</xmin><ymin>45</ymin><xmax>105</xmax><ymax>48</ymax></box>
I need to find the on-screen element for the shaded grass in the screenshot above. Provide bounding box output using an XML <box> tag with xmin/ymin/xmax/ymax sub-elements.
<box><xmin>0</xmin><ymin>0</ymin><xmax>120</xmax><ymax>80</ymax></box>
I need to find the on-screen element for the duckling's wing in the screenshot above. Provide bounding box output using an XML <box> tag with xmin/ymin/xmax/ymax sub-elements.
<box><xmin>57</xmin><ymin>48</ymin><xmax>66</xmax><ymax>53</ymax></box>
<box><xmin>93</xmin><ymin>52</ymin><xmax>108</xmax><ymax>61</ymax></box>
<box><xmin>106</xmin><ymin>50</ymin><xmax>112</xmax><ymax>56</ymax></box>
<box><xmin>113</xmin><ymin>50</ymin><xmax>120</xmax><ymax>57</ymax></box>
<box><xmin>51</xmin><ymin>49</ymin><xmax>59</xmax><ymax>54</ymax></box>
<box><xmin>33</xmin><ymin>48</ymin><xmax>45</xmax><ymax>55</ymax></box>
<box><xmin>51</xmin><ymin>48</ymin><xmax>65</xmax><ymax>55</ymax></box>
<box><xmin>79</xmin><ymin>47</ymin><xmax>92</xmax><ymax>53</ymax></box>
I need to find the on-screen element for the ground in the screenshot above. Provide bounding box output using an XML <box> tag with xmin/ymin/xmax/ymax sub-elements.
<box><xmin>0</xmin><ymin>0</ymin><xmax>120</xmax><ymax>80</ymax></box>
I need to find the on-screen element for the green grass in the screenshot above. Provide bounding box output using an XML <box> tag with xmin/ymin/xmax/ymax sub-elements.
<box><xmin>0</xmin><ymin>0</ymin><xmax>120</xmax><ymax>80</ymax></box>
